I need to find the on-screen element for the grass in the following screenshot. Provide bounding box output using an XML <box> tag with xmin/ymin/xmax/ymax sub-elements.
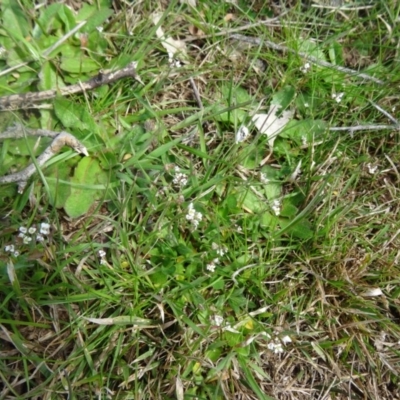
<box><xmin>1</xmin><ymin>0</ymin><xmax>400</xmax><ymax>399</ymax></box>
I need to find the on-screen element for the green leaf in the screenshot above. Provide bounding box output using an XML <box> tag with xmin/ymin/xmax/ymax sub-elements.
<box><xmin>298</xmin><ymin>39</ymin><xmax>326</xmax><ymax>61</ymax></box>
<box><xmin>224</xmin><ymin>331</ymin><xmax>242</xmax><ymax>347</ymax></box>
<box><xmin>2</xmin><ymin>2</ymin><xmax>30</xmax><ymax>40</ymax></box>
<box><xmin>54</xmin><ymin>97</ymin><xmax>98</xmax><ymax>133</ymax></box>
<box><xmin>64</xmin><ymin>157</ymin><xmax>107</xmax><ymax>218</ymax></box>
<box><xmin>279</xmin><ymin>217</ymin><xmax>314</xmax><ymax>240</ymax></box>
<box><xmin>34</xmin><ymin>3</ymin><xmax>63</xmax><ymax>36</ymax></box>
<box><xmin>221</xmin><ymin>85</ymin><xmax>252</xmax><ymax>104</ymax></box>
<box><xmin>271</xmin><ymin>86</ymin><xmax>295</xmax><ymax>111</ymax></box>
<box><xmin>8</xmin><ymin>137</ymin><xmax>49</xmax><ymax>157</ymax></box>
<box><xmin>56</xmin><ymin>4</ymin><xmax>77</xmax><ymax>32</ymax></box>
<box><xmin>280</xmin><ymin>202</ymin><xmax>298</xmax><ymax>217</ymax></box>
<box><xmin>80</xmin><ymin>8</ymin><xmax>114</xmax><ymax>33</ymax></box>
<box><xmin>236</xmin><ymin>188</ymin><xmax>266</xmax><ymax>213</ymax></box>
<box><xmin>46</xmin><ymin>164</ymin><xmax>72</xmax><ymax>208</ymax></box>
<box><xmin>150</xmin><ymin>271</ymin><xmax>169</xmax><ymax>288</ymax></box>
<box><xmin>213</xmin><ymin>103</ymin><xmax>247</xmax><ymax>124</ymax></box>
<box><xmin>60</xmin><ymin>57</ymin><xmax>100</xmax><ymax>74</ymax></box>
<box><xmin>279</xmin><ymin>119</ymin><xmax>327</xmax><ymax>144</ymax></box>
<box><xmin>39</xmin><ymin>61</ymin><xmax>64</xmax><ymax>91</ymax></box>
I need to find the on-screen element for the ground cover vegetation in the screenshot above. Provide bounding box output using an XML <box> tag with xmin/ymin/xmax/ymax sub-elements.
<box><xmin>1</xmin><ymin>0</ymin><xmax>400</xmax><ymax>399</ymax></box>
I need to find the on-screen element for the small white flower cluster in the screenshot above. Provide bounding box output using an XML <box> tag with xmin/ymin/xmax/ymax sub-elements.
<box><xmin>168</xmin><ymin>52</ymin><xmax>182</xmax><ymax>68</ymax></box>
<box><xmin>4</xmin><ymin>222</ymin><xmax>51</xmax><ymax>257</ymax></box>
<box><xmin>210</xmin><ymin>314</ymin><xmax>239</xmax><ymax>333</ymax></box>
<box><xmin>266</xmin><ymin>334</ymin><xmax>292</xmax><ymax>354</ymax></box>
<box><xmin>98</xmin><ymin>250</ymin><xmax>107</xmax><ymax>265</ymax></box>
<box><xmin>212</xmin><ymin>242</ymin><xmax>227</xmax><ymax>257</ymax></box>
<box><xmin>206</xmin><ymin>243</ymin><xmax>228</xmax><ymax>273</ymax></box>
<box><xmin>19</xmin><ymin>223</ymin><xmax>50</xmax><ymax>244</ymax></box>
<box><xmin>4</xmin><ymin>244</ymin><xmax>19</xmax><ymax>257</ymax></box>
<box><xmin>206</xmin><ymin>259</ymin><xmax>219</xmax><ymax>273</ymax></box>
<box><xmin>300</xmin><ymin>62</ymin><xmax>311</xmax><ymax>74</ymax></box>
<box><xmin>332</xmin><ymin>92</ymin><xmax>344</xmax><ymax>103</ymax></box>
<box><xmin>271</xmin><ymin>199</ymin><xmax>281</xmax><ymax>216</ymax></box>
<box><xmin>186</xmin><ymin>202</ymin><xmax>202</xmax><ymax>230</ymax></box>
<box><xmin>96</xmin><ymin>26</ymin><xmax>104</xmax><ymax>33</ymax></box>
<box><xmin>172</xmin><ymin>166</ymin><xmax>188</xmax><ymax>188</ymax></box>
<box><xmin>366</xmin><ymin>163</ymin><xmax>378</xmax><ymax>175</ymax></box>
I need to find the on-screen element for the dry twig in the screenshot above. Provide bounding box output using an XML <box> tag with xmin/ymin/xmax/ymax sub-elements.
<box><xmin>0</xmin><ymin>61</ymin><xmax>139</xmax><ymax>110</ymax></box>
<box><xmin>0</xmin><ymin>62</ymin><xmax>140</xmax><ymax>190</ymax></box>
<box><xmin>0</xmin><ymin>124</ymin><xmax>88</xmax><ymax>192</ymax></box>
<box><xmin>229</xmin><ymin>33</ymin><xmax>384</xmax><ymax>85</ymax></box>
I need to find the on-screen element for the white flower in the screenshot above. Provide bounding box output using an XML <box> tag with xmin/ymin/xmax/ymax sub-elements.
<box><xmin>300</xmin><ymin>62</ymin><xmax>311</xmax><ymax>74</ymax></box>
<box><xmin>271</xmin><ymin>199</ymin><xmax>281</xmax><ymax>216</ymax></box>
<box><xmin>267</xmin><ymin>339</ymin><xmax>284</xmax><ymax>354</ymax></box>
<box><xmin>36</xmin><ymin>234</ymin><xmax>45</xmax><ymax>242</ymax></box>
<box><xmin>5</xmin><ymin>245</ymin><xmax>15</xmax><ymax>253</ymax></box>
<box><xmin>98</xmin><ymin>250</ymin><xmax>107</xmax><ymax>265</ymax></box>
<box><xmin>212</xmin><ymin>242</ymin><xmax>227</xmax><ymax>257</ymax></box>
<box><xmin>96</xmin><ymin>26</ymin><xmax>104</xmax><ymax>33</ymax></box>
<box><xmin>367</xmin><ymin>163</ymin><xmax>378</xmax><ymax>175</ymax></box>
<box><xmin>332</xmin><ymin>92</ymin><xmax>344</xmax><ymax>103</ymax></box>
<box><xmin>282</xmin><ymin>335</ymin><xmax>292</xmax><ymax>344</ymax></box>
<box><xmin>168</xmin><ymin>52</ymin><xmax>182</xmax><ymax>68</ymax></box>
<box><xmin>186</xmin><ymin>202</ymin><xmax>202</xmax><ymax>230</ymax></box>
<box><xmin>23</xmin><ymin>236</ymin><xmax>32</xmax><ymax>244</ymax></box>
<box><xmin>19</xmin><ymin>227</ymin><xmax>27</xmax><ymax>234</ymax></box>
<box><xmin>40</xmin><ymin>223</ymin><xmax>51</xmax><ymax>236</ymax></box>
<box><xmin>206</xmin><ymin>261</ymin><xmax>216</xmax><ymax>273</ymax></box>
<box><xmin>172</xmin><ymin>166</ymin><xmax>188</xmax><ymax>188</ymax></box>
<box><xmin>235</xmin><ymin>125</ymin><xmax>250</xmax><ymax>143</ymax></box>
<box><xmin>28</xmin><ymin>227</ymin><xmax>36</xmax><ymax>234</ymax></box>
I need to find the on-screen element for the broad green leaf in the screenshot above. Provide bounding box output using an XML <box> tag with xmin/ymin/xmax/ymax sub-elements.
<box><xmin>279</xmin><ymin>119</ymin><xmax>327</xmax><ymax>144</ymax></box>
<box><xmin>279</xmin><ymin>217</ymin><xmax>314</xmax><ymax>240</ymax></box>
<box><xmin>280</xmin><ymin>202</ymin><xmax>298</xmax><ymax>217</ymax></box>
<box><xmin>2</xmin><ymin>3</ymin><xmax>30</xmax><ymax>40</ymax></box>
<box><xmin>264</xmin><ymin>182</ymin><xmax>281</xmax><ymax>201</ymax></box>
<box><xmin>221</xmin><ymin>85</ymin><xmax>252</xmax><ymax>104</ymax></box>
<box><xmin>64</xmin><ymin>157</ymin><xmax>107</xmax><ymax>218</ymax></box>
<box><xmin>271</xmin><ymin>85</ymin><xmax>295</xmax><ymax>111</ymax></box>
<box><xmin>224</xmin><ymin>331</ymin><xmax>242</xmax><ymax>347</ymax></box>
<box><xmin>150</xmin><ymin>271</ymin><xmax>169</xmax><ymax>288</ymax></box>
<box><xmin>39</xmin><ymin>61</ymin><xmax>65</xmax><ymax>91</ymax></box>
<box><xmin>213</xmin><ymin>103</ymin><xmax>247</xmax><ymax>124</ymax></box>
<box><xmin>60</xmin><ymin>57</ymin><xmax>100</xmax><ymax>74</ymax></box>
<box><xmin>236</xmin><ymin>188</ymin><xmax>267</xmax><ymax>213</ymax></box>
<box><xmin>35</xmin><ymin>3</ymin><xmax>63</xmax><ymax>35</ymax></box>
<box><xmin>54</xmin><ymin>97</ymin><xmax>98</xmax><ymax>133</ymax></box>
<box><xmin>8</xmin><ymin>137</ymin><xmax>49</xmax><ymax>157</ymax></box>
<box><xmin>56</xmin><ymin>4</ymin><xmax>77</xmax><ymax>32</ymax></box>
<box><xmin>298</xmin><ymin>39</ymin><xmax>326</xmax><ymax>61</ymax></box>
<box><xmin>46</xmin><ymin>164</ymin><xmax>72</xmax><ymax>208</ymax></box>
<box><xmin>80</xmin><ymin>8</ymin><xmax>114</xmax><ymax>33</ymax></box>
